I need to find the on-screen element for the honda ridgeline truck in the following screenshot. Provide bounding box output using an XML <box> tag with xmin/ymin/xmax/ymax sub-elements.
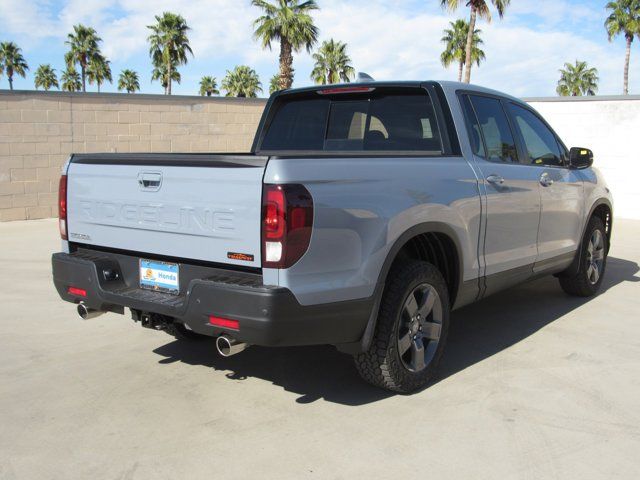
<box><xmin>52</xmin><ymin>81</ymin><xmax>613</xmax><ymax>393</ymax></box>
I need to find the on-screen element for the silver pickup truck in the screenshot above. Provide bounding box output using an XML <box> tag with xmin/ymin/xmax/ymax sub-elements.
<box><xmin>52</xmin><ymin>81</ymin><xmax>613</xmax><ymax>393</ymax></box>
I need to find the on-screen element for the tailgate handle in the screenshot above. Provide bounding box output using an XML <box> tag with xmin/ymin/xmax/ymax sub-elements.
<box><xmin>138</xmin><ymin>172</ymin><xmax>162</xmax><ymax>191</ymax></box>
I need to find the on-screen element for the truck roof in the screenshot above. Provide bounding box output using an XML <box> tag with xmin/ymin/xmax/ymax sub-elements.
<box><xmin>275</xmin><ymin>80</ymin><xmax>524</xmax><ymax>106</ymax></box>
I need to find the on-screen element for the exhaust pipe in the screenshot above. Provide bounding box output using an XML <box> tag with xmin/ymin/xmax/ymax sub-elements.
<box><xmin>216</xmin><ymin>335</ymin><xmax>249</xmax><ymax>357</ymax></box>
<box><xmin>77</xmin><ymin>303</ymin><xmax>105</xmax><ymax>320</ymax></box>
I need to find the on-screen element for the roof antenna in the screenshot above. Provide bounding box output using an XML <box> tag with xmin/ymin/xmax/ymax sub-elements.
<box><xmin>356</xmin><ymin>72</ymin><xmax>375</xmax><ymax>82</ymax></box>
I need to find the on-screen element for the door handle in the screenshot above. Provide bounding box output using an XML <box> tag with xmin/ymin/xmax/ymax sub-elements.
<box><xmin>486</xmin><ymin>174</ymin><xmax>505</xmax><ymax>186</ymax></box>
<box><xmin>540</xmin><ymin>173</ymin><xmax>554</xmax><ymax>187</ymax></box>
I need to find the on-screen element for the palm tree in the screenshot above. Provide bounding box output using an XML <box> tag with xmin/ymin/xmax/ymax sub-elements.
<box><xmin>199</xmin><ymin>76</ymin><xmax>220</xmax><ymax>96</ymax></box>
<box><xmin>441</xmin><ymin>0</ymin><xmax>510</xmax><ymax>83</ymax></box>
<box><xmin>605</xmin><ymin>0</ymin><xmax>640</xmax><ymax>95</ymax></box>
<box><xmin>441</xmin><ymin>19</ymin><xmax>485</xmax><ymax>82</ymax></box>
<box><xmin>151</xmin><ymin>63</ymin><xmax>181</xmax><ymax>93</ymax></box>
<box><xmin>118</xmin><ymin>69</ymin><xmax>140</xmax><ymax>93</ymax></box>
<box><xmin>269</xmin><ymin>74</ymin><xmax>281</xmax><ymax>94</ymax></box>
<box><xmin>222</xmin><ymin>65</ymin><xmax>262</xmax><ymax>98</ymax></box>
<box><xmin>252</xmin><ymin>0</ymin><xmax>319</xmax><ymax>90</ymax></box>
<box><xmin>65</xmin><ymin>24</ymin><xmax>102</xmax><ymax>92</ymax></box>
<box><xmin>311</xmin><ymin>39</ymin><xmax>355</xmax><ymax>85</ymax></box>
<box><xmin>147</xmin><ymin>12</ymin><xmax>193</xmax><ymax>95</ymax></box>
<box><xmin>86</xmin><ymin>54</ymin><xmax>112</xmax><ymax>92</ymax></box>
<box><xmin>61</xmin><ymin>67</ymin><xmax>82</xmax><ymax>92</ymax></box>
<box><xmin>0</xmin><ymin>42</ymin><xmax>29</xmax><ymax>90</ymax></box>
<box><xmin>557</xmin><ymin>61</ymin><xmax>599</xmax><ymax>96</ymax></box>
<box><xmin>34</xmin><ymin>64</ymin><xmax>59</xmax><ymax>91</ymax></box>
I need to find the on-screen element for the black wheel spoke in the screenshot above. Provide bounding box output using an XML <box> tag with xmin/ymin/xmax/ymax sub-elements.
<box><xmin>410</xmin><ymin>340</ymin><xmax>426</xmax><ymax>371</ymax></box>
<box><xmin>417</xmin><ymin>289</ymin><xmax>436</xmax><ymax>319</ymax></box>
<box><xmin>421</xmin><ymin>321</ymin><xmax>441</xmax><ymax>341</ymax></box>
<box><xmin>404</xmin><ymin>293</ymin><xmax>419</xmax><ymax>318</ymax></box>
<box><xmin>398</xmin><ymin>332</ymin><xmax>412</xmax><ymax>355</ymax></box>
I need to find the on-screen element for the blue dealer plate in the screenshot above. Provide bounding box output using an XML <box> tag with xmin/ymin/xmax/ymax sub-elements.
<box><xmin>139</xmin><ymin>259</ymin><xmax>180</xmax><ymax>295</ymax></box>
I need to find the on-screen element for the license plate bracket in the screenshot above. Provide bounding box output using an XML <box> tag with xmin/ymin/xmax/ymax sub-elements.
<box><xmin>139</xmin><ymin>259</ymin><xmax>180</xmax><ymax>295</ymax></box>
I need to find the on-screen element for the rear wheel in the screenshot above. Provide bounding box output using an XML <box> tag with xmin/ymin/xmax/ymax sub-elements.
<box><xmin>354</xmin><ymin>261</ymin><xmax>450</xmax><ymax>393</ymax></box>
<box><xmin>559</xmin><ymin>216</ymin><xmax>608</xmax><ymax>297</ymax></box>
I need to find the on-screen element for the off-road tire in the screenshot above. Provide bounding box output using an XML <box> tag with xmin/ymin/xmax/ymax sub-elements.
<box><xmin>354</xmin><ymin>261</ymin><xmax>450</xmax><ymax>394</ymax></box>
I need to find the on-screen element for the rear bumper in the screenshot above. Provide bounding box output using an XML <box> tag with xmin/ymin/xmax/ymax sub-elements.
<box><xmin>51</xmin><ymin>250</ymin><xmax>372</xmax><ymax>347</ymax></box>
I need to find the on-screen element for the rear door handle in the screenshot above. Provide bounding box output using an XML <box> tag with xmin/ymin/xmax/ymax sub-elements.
<box><xmin>540</xmin><ymin>173</ymin><xmax>554</xmax><ymax>187</ymax></box>
<box><xmin>486</xmin><ymin>174</ymin><xmax>505</xmax><ymax>186</ymax></box>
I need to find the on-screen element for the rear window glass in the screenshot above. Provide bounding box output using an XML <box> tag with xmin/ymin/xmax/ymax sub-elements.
<box><xmin>259</xmin><ymin>88</ymin><xmax>442</xmax><ymax>153</ymax></box>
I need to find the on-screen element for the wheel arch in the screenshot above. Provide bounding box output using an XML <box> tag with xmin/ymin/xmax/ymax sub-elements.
<box><xmin>561</xmin><ymin>198</ymin><xmax>613</xmax><ymax>278</ymax></box>
<box><xmin>338</xmin><ymin>222</ymin><xmax>465</xmax><ymax>354</ymax></box>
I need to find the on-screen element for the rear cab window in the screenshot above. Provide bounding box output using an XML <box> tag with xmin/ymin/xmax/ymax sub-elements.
<box><xmin>258</xmin><ymin>87</ymin><xmax>444</xmax><ymax>154</ymax></box>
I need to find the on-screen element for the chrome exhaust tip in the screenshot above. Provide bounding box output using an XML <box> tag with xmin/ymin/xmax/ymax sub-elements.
<box><xmin>216</xmin><ymin>335</ymin><xmax>249</xmax><ymax>357</ymax></box>
<box><xmin>77</xmin><ymin>303</ymin><xmax>105</xmax><ymax>320</ymax></box>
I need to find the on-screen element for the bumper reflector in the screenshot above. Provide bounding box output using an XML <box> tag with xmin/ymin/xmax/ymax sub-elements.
<box><xmin>68</xmin><ymin>286</ymin><xmax>87</xmax><ymax>297</ymax></box>
<box><xmin>209</xmin><ymin>315</ymin><xmax>240</xmax><ymax>330</ymax></box>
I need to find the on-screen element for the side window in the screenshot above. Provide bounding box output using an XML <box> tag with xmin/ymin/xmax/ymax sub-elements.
<box><xmin>508</xmin><ymin>103</ymin><xmax>563</xmax><ymax>167</ymax></box>
<box><xmin>469</xmin><ymin>95</ymin><xmax>518</xmax><ymax>163</ymax></box>
<box><xmin>460</xmin><ymin>95</ymin><xmax>484</xmax><ymax>157</ymax></box>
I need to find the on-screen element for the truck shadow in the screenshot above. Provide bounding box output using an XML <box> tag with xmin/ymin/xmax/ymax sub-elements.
<box><xmin>153</xmin><ymin>256</ymin><xmax>639</xmax><ymax>406</ymax></box>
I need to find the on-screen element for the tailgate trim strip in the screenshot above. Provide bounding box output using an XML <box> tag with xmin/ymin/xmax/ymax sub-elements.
<box><xmin>70</xmin><ymin>153</ymin><xmax>269</xmax><ymax>168</ymax></box>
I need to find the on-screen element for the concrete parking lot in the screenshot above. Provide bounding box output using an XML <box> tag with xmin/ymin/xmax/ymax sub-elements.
<box><xmin>1</xmin><ymin>219</ymin><xmax>639</xmax><ymax>480</ymax></box>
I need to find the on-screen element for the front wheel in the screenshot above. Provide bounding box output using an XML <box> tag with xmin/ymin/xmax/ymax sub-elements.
<box><xmin>354</xmin><ymin>261</ymin><xmax>450</xmax><ymax>394</ymax></box>
<box><xmin>559</xmin><ymin>216</ymin><xmax>608</xmax><ymax>297</ymax></box>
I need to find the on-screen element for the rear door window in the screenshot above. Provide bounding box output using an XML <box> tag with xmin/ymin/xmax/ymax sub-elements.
<box><xmin>259</xmin><ymin>88</ymin><xmax>443</xmax><ymax>153</ymax></box>
<box><xmin>467</xmin><ymin>95</ymin><xmax>519</xmax><ymax>163</ymax></box>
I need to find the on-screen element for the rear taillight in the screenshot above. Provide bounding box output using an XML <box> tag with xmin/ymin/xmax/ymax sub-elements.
<box><xmin>58</xmin><ymin>175</ymin><xmax>68</xmax><ymax>240</ymax></box>
<box><xmin>262</xmin><ymin>184</ymin><xmax>313</xmax><ymax>269</ymax></box>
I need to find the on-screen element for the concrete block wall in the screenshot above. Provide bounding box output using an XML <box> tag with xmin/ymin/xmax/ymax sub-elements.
<box><xmin>0</xmin><ymin>91</ymin><xmax>267</xmax><ymax>221</ymax></box>
<box><xmin>2</xmin><ymin>91</ymin><xmax>639</xmax><ymax>221</ymax></box>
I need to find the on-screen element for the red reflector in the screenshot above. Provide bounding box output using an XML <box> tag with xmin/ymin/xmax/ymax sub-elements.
<box><xmin>317</xmin><ymin>87</ymin><xmax>375</xmax><ymax>95</ymax></box>
<box><xmin>68</xmin><ymin>287</ymin><xmax>87</xmax><ymax>297</ymax></box>
<box><xmin>209</xmin><ymin>315</ymin><xmax>240</xmax><ymax>330</ymax></box>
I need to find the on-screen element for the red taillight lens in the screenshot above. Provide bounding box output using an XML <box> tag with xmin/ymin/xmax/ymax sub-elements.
<box><xmin>262</xmin><ymin>184</ymin><xmax>313</xmax><ymax>269</ymax></box>
<box><xmin>209</xmin><ymin>315</ymin><xmax>240</xmax><ymax>330</ymax></box>
<box><xmin>68</xmin><ymin>286</ymin><xmax>86</xmax><ymax>297</ymax></box>
<box><xmin>58</xmin><ymin>175</ymin><xmax>68</xmax><ymax>240</ymax></box>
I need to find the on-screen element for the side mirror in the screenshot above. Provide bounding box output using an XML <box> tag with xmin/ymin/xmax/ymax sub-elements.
<box><xmin>569</xmin><ymin>147</ymin><xmax>594</xmax><ymax>169</ymax></box>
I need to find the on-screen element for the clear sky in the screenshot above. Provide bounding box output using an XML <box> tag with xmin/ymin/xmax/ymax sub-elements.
<box><xmin>0</xmin><ymin>0</ymin><xmax>638</xmax><ymax>97</ymax></box>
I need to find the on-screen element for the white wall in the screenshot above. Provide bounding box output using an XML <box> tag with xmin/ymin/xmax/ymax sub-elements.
<box><xmin>526</xmin><ymin>96</ymin><xmax>640</xmax><ymax>220</ymax></box>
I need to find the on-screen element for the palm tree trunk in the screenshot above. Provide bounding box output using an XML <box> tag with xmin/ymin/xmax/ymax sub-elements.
<box><xmin>8</xmin><ymin>75</ymin><xmax>13</xmax><ymax>91</ymax></box>
<box><xmin>167</xmin><ymin>60</ymin><xmax>172</xmax><ymax>95</ymax></box>
<box><xmin>624</xmin><ymin>35</ymin><xmax>632</xmax><ymax>95</ymax></box>
<box><xmin>81</xmin><ymin>64</ymin><xmax>86</xmax><ymax>92</ymax></box>
<box><xmin>464</xmin><ymin>5</ymin><xmax>477</xmax><ymax>84</ymax></box>
<box><xmin>458</xmin><ymin>61</ymin><xmax>464</xmax><ymax>83</ymax></box>
<box><xmin>280</xmin><ymin>39</ymin><xmax>294</xmax><ymax>89</ymax></box>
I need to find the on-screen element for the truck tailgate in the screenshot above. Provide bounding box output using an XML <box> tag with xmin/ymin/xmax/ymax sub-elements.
<box><xmin>66</xmin><ymin>154</ymin><xmax>268</xmax><ymax>268</ymax></box>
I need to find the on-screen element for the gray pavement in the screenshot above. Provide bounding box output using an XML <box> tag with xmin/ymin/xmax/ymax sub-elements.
<box><xmin>1</xmin><ymin>218</ymin><xmax>639</xmax><ymax>480</ymax></box>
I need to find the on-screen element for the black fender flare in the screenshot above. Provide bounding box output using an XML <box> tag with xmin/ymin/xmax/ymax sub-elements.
<box><xmin>337</xmin><ymin>222</ymin><xmax>465</xmax><ymax>354</ymax></box>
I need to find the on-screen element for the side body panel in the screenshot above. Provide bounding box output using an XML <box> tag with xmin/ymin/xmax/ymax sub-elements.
<box><xmin>535</xmin><ymin>166</ymin><xmax>585</xmax><ymax>265</ymax></box>
<box><xmin>263</xmin><ymin>156</ymin><xmax>482</xmax><ymax>306</ymax></box>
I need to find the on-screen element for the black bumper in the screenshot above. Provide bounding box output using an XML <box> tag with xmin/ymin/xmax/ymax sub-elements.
<box><xmin>51</xmin><ymin>249</ymin><xmax>372</xmax><ymax>347</ymax></box>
